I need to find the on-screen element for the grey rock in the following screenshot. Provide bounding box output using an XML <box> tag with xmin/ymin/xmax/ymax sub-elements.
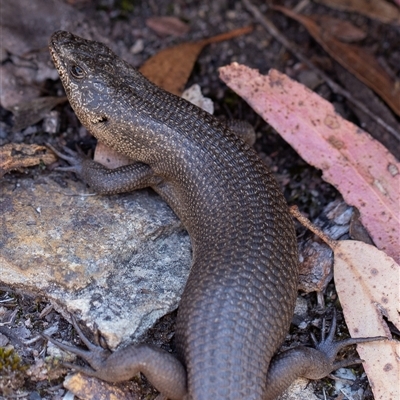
<box><xmin>0</xmin><ymin>332</ymin><xmax>9</xmax><ymax>347</ymax></box>
<box><xmin>42</xmin><ymin>111</ymin><xmax>60</xmax><ymax>134</ymax></box>
<box><xmin>0</xmin><ymin>174</ymin><xmax>191</xmax><ymax>349</ymax></box>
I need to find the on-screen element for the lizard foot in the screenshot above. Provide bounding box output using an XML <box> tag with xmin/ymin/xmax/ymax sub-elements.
<box><xmin>43</xmin><ymin>315</ymin><xmax>113</xmax><ymax>378</ymax></box>
<box><xmin>43</xmin><ymin>315</ymin><xmax>187</xmax><ymax>398</ymax></box>
<box><xmin>311</xmin><ymin>309</ymin><xmax>387</xmax><ymax>372</ymax></box>
<box><xmin>263</xmin><ymin>309</ymin><xmax>387</xmax><ymax>399</ymax></box>
<box><xmin>46</xmin><ymin>143</ymin><xmax>87</xmax><ymax>175</ymax></box>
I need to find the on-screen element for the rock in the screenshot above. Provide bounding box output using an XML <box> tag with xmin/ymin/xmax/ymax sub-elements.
<box><xmin>0</xmin><ymin>174</ymin><xmax>191</xmax><ymax>349</ymax></box>
<box><xmin>64</xmin><ymin>374</ymin><xmax>134</xmax><ymax>400</ymax></box>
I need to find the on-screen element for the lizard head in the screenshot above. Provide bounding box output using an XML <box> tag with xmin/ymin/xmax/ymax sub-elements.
<box><xmin>49</xmin><ymin>31</ymin><xmax>145</xmax><ymax>147</ymax></box>
<box><xmin>49</xmin><ymin>31</ymin><xmax>111</xmax><ymax>127</ymax></box>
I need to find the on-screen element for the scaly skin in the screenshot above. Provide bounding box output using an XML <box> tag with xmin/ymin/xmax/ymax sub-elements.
<box><xmin>47</xmin><ymin>31</ymin><xmax>378</xmax><ymax>400</ymax></box>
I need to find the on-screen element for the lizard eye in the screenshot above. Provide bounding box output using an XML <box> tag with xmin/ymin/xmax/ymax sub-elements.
<box><xmin>70</xmin><ymin>64</ymin><xmax>85</xmax><ymax>79</ymax></box>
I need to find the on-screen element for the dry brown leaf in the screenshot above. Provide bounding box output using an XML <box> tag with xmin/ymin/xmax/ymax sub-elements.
<box><xmin>219</xmin><ymin>64</ymin><xmax>399</xmax><ymax>263</ymax></box>
<box><xmin>275</xmin><ymin>6</ymin><xmax>400</xmax><ymax>116</ymax></box>
<box><xmin>139</xmin><ymin>41</ymin><xmax>206</xmax><ymax>96</ymax></box>
<box><xmin>11</xmin><ymin>96</ymin><xmax>67</xmax><ymax>132</ymax></box>
<box><xmin>146</xmin><ymin>16</ymin><xmax>190</xmax><ymax>37</ymax></box>
<box><xmin>314</xmin><ymin>0</ymin><xmax>400</xmax><ymax>25</ymax></box>
<box><xmin>0</xmin><ymin>143</ymin><xmax>57</xmax><ymax>177</ymax></box>
<box><xmin>315</xmin><ymin>16</ymin><xmax>367</xmax><ymax>42</ymax></box>
<box><xmin>291</xmin><ymin>207</ymin><xmax>399</xmax><ymax>400</ymax></box>
<box><xmin>139</xmin><ymin>25</ymin><xmax>253</xmax><ymax>96</ymax></box>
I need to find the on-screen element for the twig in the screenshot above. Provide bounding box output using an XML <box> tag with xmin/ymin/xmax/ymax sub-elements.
<box><xmin>53</xmin><ymin>191</ymin><xmax>97</xmax><ymax>197</ymax></box>
<box><xmin>241</xmin><ymin>0</ymin><xmax>400</xmax><ymax>142</ymax></box>
<box><xmin>0</xmin><ymin>309</ymin><xmax>18</xmax><ymax>327</ymax></box>
<box><xmin>289</xmin><ymin>206</ymin><xmax>336</xmax><ymax>249</ymax></box>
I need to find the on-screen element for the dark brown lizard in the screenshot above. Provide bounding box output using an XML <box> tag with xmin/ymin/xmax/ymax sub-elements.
<box><xmin>46</xmin><ymin>31</ymin><xmax>382</xmax><ymax>400</ymax></box>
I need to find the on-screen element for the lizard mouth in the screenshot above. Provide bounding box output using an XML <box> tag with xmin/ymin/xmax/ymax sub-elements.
<box><xmin>49</xmin><ymin>34</ymin><xmax>69</xmax><ymax>81</ymax></box>
<box><xmin>49</xmin><ymin>31</ymin><xmax>83</xmax><ymax>79</ymax></box>
<box><xmin>49</xmin><ymin>46</ymin><xmax>62</xmax><ymax>72</ymax></box>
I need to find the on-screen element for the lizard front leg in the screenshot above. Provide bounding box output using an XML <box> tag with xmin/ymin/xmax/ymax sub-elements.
<box><xmin>47</xmin><ymin>144</ymin><xmax>162</xmax><ymax>194</ymax></box>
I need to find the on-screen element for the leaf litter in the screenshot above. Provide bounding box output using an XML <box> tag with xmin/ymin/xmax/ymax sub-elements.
<box><xmin>274</xmin><ymin>6</ymin><xmax>400</xmax><ymax>117</ymax></box>
<box><xmin>290</xmin><ymin>206</ymin><xmax>399</xmax><ymax>400</ymax></box>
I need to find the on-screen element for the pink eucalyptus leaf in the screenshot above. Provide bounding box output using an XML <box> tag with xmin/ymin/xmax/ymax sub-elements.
<box><xmin>219</xmin><ymin>63</ymin><xmax>399</xmax><ymax>263</ymax></box>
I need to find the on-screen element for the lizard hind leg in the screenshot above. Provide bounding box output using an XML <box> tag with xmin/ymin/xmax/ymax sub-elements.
<box><xmin>262</xmin><ymin>310</ymin><xmax>387</xmax><ymax>400</ymax></box>
<box><xmin>43</xmin><ymin>316</ymin><xmax>188</xmax><ymax>400</ymax></box>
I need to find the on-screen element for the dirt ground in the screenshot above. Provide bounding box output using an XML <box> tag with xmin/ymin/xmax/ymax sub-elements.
<box><xmin>0</xmin><ymin>0</ymin><xmax>399</xmax><ymax>399</ymax></box>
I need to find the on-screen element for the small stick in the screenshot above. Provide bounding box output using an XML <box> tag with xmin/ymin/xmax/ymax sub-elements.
<box><xmin>289</xmin><ymin>205</ymin><xmax>336</xmax><ymax>249</ymax></box>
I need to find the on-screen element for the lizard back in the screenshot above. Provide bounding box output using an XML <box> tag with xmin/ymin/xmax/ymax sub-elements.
<box><xmin>49</xmin><ymin>31</ymin><xmax>299</xmax><ymax>400</ymax></box>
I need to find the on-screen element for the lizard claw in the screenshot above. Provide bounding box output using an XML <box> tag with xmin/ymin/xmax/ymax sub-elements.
<box><xmin>314</xmin><ymin>309</ymin><xmax>387</xmax><ymax>371</ymax></box>
<box><xmin>43</xmin><ymin>316</ymin><xmax>112</xmax><ymax>375</ymax></box>
<box><xmin>46</xmin><ymin>143</ymin><xmax>86</xmax><ymax>175</ymax></box>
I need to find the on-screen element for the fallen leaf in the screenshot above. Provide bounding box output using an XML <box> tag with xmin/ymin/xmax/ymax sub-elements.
<box><xmin>219</xmin><ymin>64</ymin><xmax>400</xmax><ymax>263</ymax></box>
<box><xmin>146</xmin><ymin>16</ymin><xmax>190</xmax><ymax>37</ymax></box>
<box><xmin>333</xmin><ymin>241</ymin><xmax>399</xmax><ymax>400</ymax></box>
<box><xmin>314</xmin><ymin>16</ymin><xmax>367</xmax><ymax>42</ymax></box>
<box><xmin>139</xmin><ymin>25</ymin><xmax>253</xmax><ymax>96</ymax></box>
<box><xmin>10</xmin><ymin>96</ymin><xmax>67</xmax><ymax>132</ymax></box>
<box><xmin>290</xmin><ymin>206</ymin><xmax>399</xmax><ymax>400</ymax></box>
<box><xmin>274</xmin><ymin>6</ymin><xmax>400</xmax><ymax>116</ymax></box>
<box><xmin>314</xmin><ymin>0</ymin><xmax>400</xmax><ymax>25</ymax></box>
<box><xmin>0</xmin><ymin>143</ymin><xmax>57</xmax><ymax>177</ymax></box>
